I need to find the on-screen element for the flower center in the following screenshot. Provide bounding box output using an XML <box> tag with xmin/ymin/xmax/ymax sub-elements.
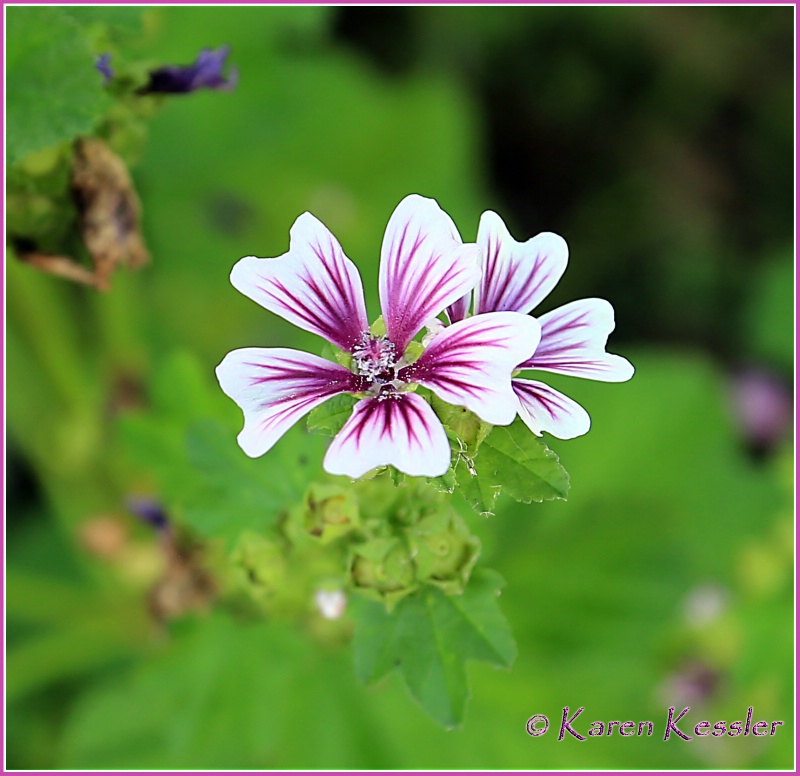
<box><xmin>352</xmin><ymin>333</ymin><xmax>397</xmax><ymax>384</ymax></box>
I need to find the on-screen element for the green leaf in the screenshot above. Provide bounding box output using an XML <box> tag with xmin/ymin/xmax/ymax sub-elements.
<box><xmin>7</xmin><ymin>7</ymin><xmax>110</xmax><ymax>164</ymax></box>
<box><xmin>117</xmin><ymin>352</ymin><xmax>325</xmax><ymax>546</ymax></box>
<box><xmin>352</xmin><ymin>569</ymin><xmax>516</xmax><ymax>727</ymax></box>
<box><xmin>307</xmin><ymin>393</ymin><xmax>357</xmax><ymax>437</ymax></box>
<box><xmin>453</xmin><ymin>457</ymin><xmax>501</xmax><ymax>516</ymax></box>
<box><xmin>466</xmin><ymin>418</ymin><xmax>570</xmax><ymax>508</ymax></box>
<box><xmin>430</xmin><ymin>394</ymin><xmax>493</xmax><ymax>456</ymax></box>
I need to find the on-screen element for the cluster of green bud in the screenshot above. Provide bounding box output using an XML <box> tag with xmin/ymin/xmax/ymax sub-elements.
<box><xmin>288</xmin><ymin>483</ymin><xmax>360</xmax><ymax>545</ymax></box>
<box><xmin>229</xmin><ymin>531</ymin><xmax>287</xmax><ymax>602</ymax></box>
<box><xmin>347</xmin><ymin>477</ymin><xmax>481</xmax><ymax>609</ymax></box>
<box><xmin>225</xmin><ymin>472</ymin><xmax>482</xmax><ymax>620</ymax></box>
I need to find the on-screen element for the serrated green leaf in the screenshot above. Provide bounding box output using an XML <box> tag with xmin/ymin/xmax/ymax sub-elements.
<box><xmin>453</xmin><ymin>457</ymin><xmax>501</xmax><ymax>516</ymax></box>
<box><xmin>307</xmin><ymin>393</ymin><xmax>356</xmax><ymax>437</ymax></box>
<box><xmin>7</xmin><ymin>8</ymin><xmax>110</xmax><ymax>164</ymax></box>
<box><xmin>427</xmin><ymin>467</ymin><xmax>456</xmax><ymax>494</ymax></box>
<box><xmin>352</xmin><ymin>569</ymin><xmax>516</xmax><ymax>727</ymax></box>
<box><xmin>472</xmin><ymin>418</ymin><xmax>570</xmax><ymax>505</ymax></box>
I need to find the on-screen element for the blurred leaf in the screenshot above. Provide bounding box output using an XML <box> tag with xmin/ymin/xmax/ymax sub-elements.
<box><xmin>469</xmin><ymin>419</ymin><xmax>570</xmax><ymax>508</ymax></box>
<box><xmin>7</xmin><ymin>605</ymin><xmax>147</xmax><ymax>703</ymax></box>
<box><xmin>352</xmin><ymin>569</ymin><xmax>516</xmax><ymax>727</ymax></box>
<box><xmin>60</xmin><ymin>615</ymin><xmax>311</xmax><ymax>769</ymax></box>
<box><xmin>182</xmin><ymin>419</ymin><xmax>321</xmax><ymax>542</ymax></box>
<box><xmin>743</xmin><ymin>250</ymin><xmax>794</xmax><ymax>370</ymax></box>
<box><xmin>7</xmin><ymin>7</ymin><xmax>109</xmax><ymax>163</ymax></box>
<box><xmin>63</xmin><ymin>6</ymin><xmax>145</xmax><ymax>36</ymax></box>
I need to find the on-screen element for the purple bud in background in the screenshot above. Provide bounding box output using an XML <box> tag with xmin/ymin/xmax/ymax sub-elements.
<box><xmin>727</xmin><ymin>367</ymin><xmax>792</xmax><ymax>454</ymax></box>
<box><xmin>127</xmin><ymin>496</ymin><xmax>170</xmax><ymax>531</ymax></box>
<box><xmin>139</xmin><ymin>45</ymin><xmax>238</xmax><ymax>95</ymax></box>
<box><xmin>95</xmin><ymin>53</ymin><xmax>113</xmax><ymax>85</ymax></box>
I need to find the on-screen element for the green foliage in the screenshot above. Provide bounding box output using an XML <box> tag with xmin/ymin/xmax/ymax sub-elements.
<box><xmin>430</xmin><ymin>401</ymin><xmax>570</xmax><ymax>515</ymax></box>
<box><xmin>470</xmin><ymin>419</ymin><xmax>570</xmax><ymax>505</ymax></box>
<box><xmin>118</xmin><ymin>352</ymin><xmax>325</xmax><ymax>545</ymax></box>
<box><xmin>60</xmin><ymin>615</ymin><xmax>314</xmax><ymax>769</ymax></box>
<box><xmin>6</xmin><ymin>8</ymin><xmax>109</xmax><ymax>164</ymax></box>
<box><xmin>352</xmin><ymin>569</ymin><xmax>516</xmax><ymax>727</ymax></box>
<box><xmin>307</xmin><ymin>393</ymin><xmax>357</xmax><ymax>437</ymax></box>
<box><xmin>743</xmin><ymin>250</ymin><xmax>794</xmax><ymax>370</ymax></box>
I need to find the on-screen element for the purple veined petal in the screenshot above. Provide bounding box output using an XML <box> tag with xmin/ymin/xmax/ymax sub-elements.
<box><xmin>379</xmin><ymin>194</ymin><xmax>481</xmax><ymax>353</ymax></box>
<box><xmin>445</xmin><ymin>291</ymin><xmax>472</xmax><ymax>324</ymax></box>
<box><xmin>230</xmin><ymin>213</ymin><xmax>370</xmax><ymax>352</ymax></box>
<box><xmin>400</xmin><ymin>311</ymin><xmax>541</xmax><ymax>426</ymax></box>
<box><xmin>323</xmin><ymin>393</ymin><xmax>451</xmax><ymax>478</ymax></box>
<box><xmin>521</xmin><ymin>298</ymin><xmax>635</xmax><ymax>382</ymax></box>
<box><xmin>474</xmin><ymin>211</ymin><xmax>568</xmax><ymax>316</ymax></box>
<box><xmin>513</xmin><ymin>378</ymin><xmax>591</xmax><ymax>440</ymax></box>
<box><xmin>215</xmin><ymin>347</ymin><xmax>360</xmax><ymax>457</ymax></box>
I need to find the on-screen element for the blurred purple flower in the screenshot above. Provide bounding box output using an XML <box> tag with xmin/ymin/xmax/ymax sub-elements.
<box><xmin>660</xmin><ymin>661</ymin><xmax>721</xmax><ymax>707</ymax></box>
<box><xmin>728</xmin><ymin>367</ymin><xmax>792</xmax><ymax>452</ymax></box>
<box><xmin>140</xmin><ymin>45</ymin><xmax>238</xmax><ymax>95</ymax></box>
<box><xmin>127</xmin><ymin>496</ymin><xmax>170</xmax><ymax>531</ymax></box>
<box><xmin>95</xmin><ymin>53</ymin><xmax>113</xmax><ymax>85</ymax></box>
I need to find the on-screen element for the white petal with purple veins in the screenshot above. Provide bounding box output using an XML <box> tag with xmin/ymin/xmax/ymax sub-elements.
<box><xmin>401</xmin><ymin>311</ymin><xmax>541</xmax><ymax>426</ymax></box>
<box><xmin>230</xmin><ymin>213</ymin><xmax>369</xmax><ymax>352</ymax></box>
<box><xmin>216</xmin><ymin>348</ymin><xmax>359</xmax><ymax>458</ymax></box>
<box><xmin>446</xmin><ymin>291</ymin><xmax>472</xmax><ymax>324</ymax></box>
<box><xmin>475</xmin><ymin>211</ymin><xmax>568</xmax><ymax>316</ymax></box>
<box><xmin>521</xmin><ymin>298</ymin><xmax>635</xmax><ymax>382</ymax></box>
<box><xmin>513</xmin><ymin>378</ymin><xmax>591</xmax><ymax>439</ymax></box>
<box><xmin>323</xmin><ymin>393</ymin><xmax>451</xmax><ymax>478</ymax></box>
<box><xmin>379</xmin><ymin>194</ymin><xmax>480</xmax><ymax>353</ymax></box>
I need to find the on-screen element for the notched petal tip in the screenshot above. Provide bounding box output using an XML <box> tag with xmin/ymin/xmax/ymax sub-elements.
<box><xmin>227</xmin><ymin>216</ymin><xmax>369</xmax><ymax>352</ymax></box>
<box><xmin>379</xmin><ymin>196</ymin><xmax>481</xmax><ymax>352</ymax></box>
<box><xmin>524</xmin><ymin>297</ymin><xmax>633</xmax><ymax>382</ymax></box>
<box><xmin>513</xmin><ymin>379</ymin><xmax>592</xmax><ymax>440</ymax></box>
<box><xmin>476</xmin><ymin>211</ymin><xmax>569</xmax><ymax>317</ymax></box>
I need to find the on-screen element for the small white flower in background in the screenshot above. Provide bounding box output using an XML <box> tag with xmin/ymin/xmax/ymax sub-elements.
<box><xmin>682</xmin><ymin>584</ymin><xmax>729</xmax><ymax>628</ymax></box>
<box><xmin>314</xmin><ymin>589</ymin><xmax>347</xmax><ymax>620</ymax></box>
<box><xmin>447</xmin><ymin>211</ymin><xmax>635</xmax><ymax>439</ymax></box>
<box><xmin>216</xmin><ymin>195</ymin><xmax>539</xmax><ymax>479</ymax></box>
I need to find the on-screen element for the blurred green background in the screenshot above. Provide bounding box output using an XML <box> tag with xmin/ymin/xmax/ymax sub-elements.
<box><xmin>6</xmin><ymin>5</ymin><xmax>794</xmax><ymax>770</ymax></box>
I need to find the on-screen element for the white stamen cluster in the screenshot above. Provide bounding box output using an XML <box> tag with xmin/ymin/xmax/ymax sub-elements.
<box><xmin>352</xmin><ymin>332</ymin><xmax>397</xmax><ymax>381</ymax></box>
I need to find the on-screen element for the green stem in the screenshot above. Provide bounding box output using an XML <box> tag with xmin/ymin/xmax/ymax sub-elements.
<box><xmin>6</xmin><ymin>256</ymin><xmax>96</xmax><ymax>413</ymax></box>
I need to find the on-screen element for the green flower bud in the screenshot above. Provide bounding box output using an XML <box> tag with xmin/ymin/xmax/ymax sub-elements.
<box><xmin>406</xmin><ymin>510</ymin><xmax>480</xmax><ymax>594</ymax></box>
<box><xmin>231</xmin><ymin>531</ymin><xmax>286</xmax><ymax>600</ymax></box>
<box><xmin>350</xmin><ymin>538</ymin><xmax>417</xmax><ymax>609</ymax></box>
<box><xmin>288</xmin><ymin>483</ymin><xmax>360</xmax><ymax>544</ymax></box>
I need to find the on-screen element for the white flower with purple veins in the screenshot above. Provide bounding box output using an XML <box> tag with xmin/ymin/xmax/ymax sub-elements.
<box><xmin>216</xmin><ymin>195</ymin><xmax>540</xmax><ymax>479</ymax></box>
<box><xmin>447</xmin><ymin>211</ymin><xmax>634</xmax><ymax>439</ymax></box>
